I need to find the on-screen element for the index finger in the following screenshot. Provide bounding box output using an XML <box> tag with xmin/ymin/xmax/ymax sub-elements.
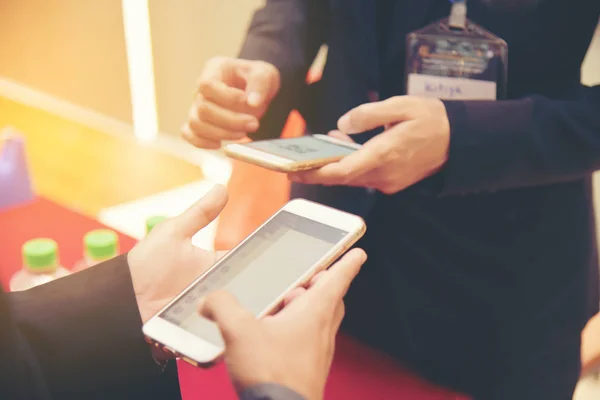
<box><xmin>199</xmin><ymin>291</ymin><xmax>256</xmax><ymax>345</ymax></box>
<box><xmin>198</xmin><ymin>80</ymin><xmax>248</xmax><ymax>113</ymax></box>
<box><xmin>197</xmin><ymin>57</ymin><xmax>246</xmax><ymax>89</ymax></box>
<box><xmin>338</xmin><ymin>96</ymin><xmax>415</xmax><ymax>134</ymax></box>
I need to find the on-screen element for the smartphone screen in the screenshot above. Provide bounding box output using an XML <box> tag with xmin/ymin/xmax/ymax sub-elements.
<box><xmin>159</xmin><ymin>210</ymin><xmax>349</xmax><ymax>346</ymax></box>
<box><xmin>245</xmin><ymin>136</ymin><xmax>356</xmax><ymax>162</ymax></box>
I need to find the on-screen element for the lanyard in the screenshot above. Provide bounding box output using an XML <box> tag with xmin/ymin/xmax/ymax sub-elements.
<box><xmin>449</xmin><ymin>0</ymin><xmax>467</xmax><ymax>29</ymax></box>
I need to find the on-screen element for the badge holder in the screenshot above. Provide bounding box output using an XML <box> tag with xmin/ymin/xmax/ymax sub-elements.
<box><xmin>405</xmin><ymin>0</ymin><xmax>508</xmax><ymax>100</ymax></box>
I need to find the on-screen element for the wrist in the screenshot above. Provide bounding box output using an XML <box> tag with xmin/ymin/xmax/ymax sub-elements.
<box><xmin>127</xmin><ymin>250</ymin><xmax>155</xmax><ymax>323</ymax></box>
<box><xmin>238</xmin><ymin>377</ymin><xmax>318</xmax><ymax>400</ymax></box>
<box><xmin>150</xmin><ymin>343</ymin><xmax>175</xmax><ymax>362</ymax></box>
<box><xmin>151</xmin><ymin>348</ymin><xmax>172</xmax><ymax>372</ymax></box>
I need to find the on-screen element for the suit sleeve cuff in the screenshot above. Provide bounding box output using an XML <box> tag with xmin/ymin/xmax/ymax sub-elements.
<box><xmin>439</xmin><ymin>99</ymin><xmax>534</xmax><ymax>195</ymax></box>
<box><xmin>239</xmin><ymin>384</ymin><xmax>306</xmax><ymax>400</ymax></box>
<box><xmin>9</xmin><ymin>254</ymin><xmax>179</xmax><ymax>396</ymax></box>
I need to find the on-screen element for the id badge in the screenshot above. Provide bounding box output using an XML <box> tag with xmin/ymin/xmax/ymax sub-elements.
<box><xmin>405</xmin><ymin>9</ymin><xmax>508</xmax><ymax>100</ymax></box>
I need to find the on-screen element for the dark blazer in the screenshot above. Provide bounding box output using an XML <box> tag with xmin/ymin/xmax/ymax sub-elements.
<box><xmin>240</xmin><ymin>1</ymin><xmax>600</xmax><ymax>398</ymax></box>
<box><xmin>0</xmin><ymin>255</ymin><xmax>182</xmax><ymax>400</ymax></box>
<box><xmin>0</xmin><ymin>256</ymin><xmax>303</xmax><ymax>400</ymax></box>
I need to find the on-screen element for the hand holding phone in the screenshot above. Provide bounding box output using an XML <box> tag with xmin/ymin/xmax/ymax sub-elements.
<box><xmin>127</xmin><ymin>185</ymin><xmax>228</xmax><ymax>324</ymax></box>
<box><xmin>224</xmin><ymin>134</ymin><xmax>361</xmax><ymax>173</ymax></box>
<box><xmin>200</xmin><ymin>248</ymin><xmax>367</xmax><ymax>399</ymax></box>
<box><xmin>143</xmin><ymin>199</ymin><xmax>366</xmax><ymax>366</ymax></box>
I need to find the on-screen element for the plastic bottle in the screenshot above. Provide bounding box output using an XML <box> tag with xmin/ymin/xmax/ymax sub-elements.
<box><xmin>73</xmin><ymin>229</ymin><xmax>119</xmax><ymax>272</ymax></box>
<box><xmin>146</xmin><ymin>216</ymin><xmax>167</xmax><ymax>234</ymax></box>
<box><xmin>10</xmin><ymin>238</ymin><xmax>70</xmax><ymax>291</ymax></box>
<box><xmin>84</xmin><ymin>229</ymin><xmax>119</xmax><ymax>266</ymax></box>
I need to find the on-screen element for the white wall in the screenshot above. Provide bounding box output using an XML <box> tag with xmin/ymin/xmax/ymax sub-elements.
<box><xmin>149</xmin><ymin>0</ymin><xmax>264</xmax><ymax>136</ymax></box>
<box><xmin>0</xmin><ymin>0</ymin><xmax>132</xmax><ymax>123</ymax></box>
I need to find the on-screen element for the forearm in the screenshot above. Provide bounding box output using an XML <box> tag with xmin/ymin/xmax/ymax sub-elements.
<box><xmin>240</xmin><ymin>0</ymin><xmax>328</xmax><ymax>140</ymax></box>
<box><xmin>440</xmin><ymin>86</ymin><xmax>600</xmax><ymax>195</ymax></box>
<box><xmin>8</xmin><ymin>255</ymin><xmax>180</xmax><ymax>398</ymax></box>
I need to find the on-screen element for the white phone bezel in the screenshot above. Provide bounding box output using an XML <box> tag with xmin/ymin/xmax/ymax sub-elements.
<box><xmin>223</xmin><ymin>134</ymin><xmax>361</xmax><ymax>172</ymax></box>
<box><xmin>142</xmin><ymin>198</ymin><xmax>366</xmax><ymax>366</ymax></box>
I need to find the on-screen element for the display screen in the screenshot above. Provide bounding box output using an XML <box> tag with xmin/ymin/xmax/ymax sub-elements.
<box><xmin>161</xmin><ymin>211</ymin><xmax>348</xmax><ymax>346</ymax></box>
<box><xmin>246</xmin><ymin>136</ymin><xmax>357</xmax><ymax>162</ymax></box>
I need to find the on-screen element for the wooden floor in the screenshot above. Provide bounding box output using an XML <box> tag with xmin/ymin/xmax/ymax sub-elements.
<box><xmin>0</xmin><ymin>97</ymin><xmax>203</xmax><ymax>216</ymax></box>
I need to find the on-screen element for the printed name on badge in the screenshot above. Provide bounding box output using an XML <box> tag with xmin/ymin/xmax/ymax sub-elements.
<box><xmin>405</xmin><ymin>15</ymin><xmax>508</xmax><ymax>100</ymax></box>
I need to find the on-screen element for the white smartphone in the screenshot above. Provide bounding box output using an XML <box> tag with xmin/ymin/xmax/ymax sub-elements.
<box><xmin>142</xmin><ymin>199</ymin><xmax>366</xmax><ymax>367</ymax></box>
<box><xmin>224</xmin><ymin>134</ymin><xmax>362</xmax><ymax>173</ymax></box>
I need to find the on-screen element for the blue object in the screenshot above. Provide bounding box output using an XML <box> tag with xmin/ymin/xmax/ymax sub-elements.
<box><xmin>0</xmin><ymin>128</ymin><xmax>34</xmax><ymax>210</ymax></box>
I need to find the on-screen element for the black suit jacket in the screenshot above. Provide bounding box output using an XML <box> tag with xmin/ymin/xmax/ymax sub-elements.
<box><xmin>240</xmin><ymin>0</ymin><xmax>600</xmax><ymax>397</ymax></box>
<box><xmin>0</xmin><ymin>256</ymin><xmax>303</xmax><ymax>400</ymax></box>
<box><xmin>0</xmin><ymin>255</ymin><xmax>181</xmax><ymax>400</ymax></box>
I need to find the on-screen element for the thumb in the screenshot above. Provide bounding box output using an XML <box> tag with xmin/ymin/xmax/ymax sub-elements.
<box><xmin>199</xmin><ymin>291</ymin><xmax>256</xmax><ymax>345</ymax></box>
<box><xmin>337</xmin><ymin>97</ymin><xmax>415</xmax><ymax>134</ymax></box>
<box><xmin>316</xmin><ymin>248</ymin><xmax>367</xmax><ymax>301</ymax></box>
<box><xmin>242</xmin><ymin>62</ymin><xmax>279</xmax><ymax>107</ymax></box>
<box><xmin>327</xmin><ymin>130</ymin><xmax>355</xmax><ymax>143</ymax></box>
<box><xmin>173</xmin><ymin>184</ymin><xmax>228</xmax><ymax>238</ymax></box>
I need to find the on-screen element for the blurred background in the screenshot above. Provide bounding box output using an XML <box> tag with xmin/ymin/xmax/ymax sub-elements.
<box><xmin>0</xmin><ymin>0</ymin><xmax>263</xmax><ymax>136</ymax></box>
<box><xmin>0</xmin><ymin>1</ymin><xmax>599</xmax><ymax>399</ymax></box>
<box><xmin>0</xmin><ymin>0</ymin><xmax>269</xmax><ymax>238</ymax></box>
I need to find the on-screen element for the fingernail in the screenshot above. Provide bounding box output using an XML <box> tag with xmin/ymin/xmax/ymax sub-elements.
<box><xmin>247</xmin><ymin>92</ymin><xmax>262</xmax><ymax>107</ymax></box>
<box><xmin>246</xmin><ymin>120</ymin><xmax>259</xmax><ymax>131</ymax></box>
<box><xmin>338</xmin><ymin>114</ymin><xmax>353</xmax><ymax>133</ymax></box>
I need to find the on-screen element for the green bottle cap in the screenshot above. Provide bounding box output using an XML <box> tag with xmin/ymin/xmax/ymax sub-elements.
<box><xmin>23</xmin><ymin>239</ymin><xmax>58</xmax><ymax>272</ymax></box>
<box><xmin>146</xmin><ymin>216</ymin><xmax>167</xmax><ymax>233</ymax></box>
<box><xmin>84</xmin><ymin>229</ymin><xmax>119</xmax><ymax>260</ymax></box>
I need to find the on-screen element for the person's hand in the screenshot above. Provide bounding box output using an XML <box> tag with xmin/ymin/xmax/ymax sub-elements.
<box><xmin>182</xmin><ymin>57</ymin><xmax>280</xmax><ymax>149</ymax></box>
<box><xmin>200</xmin><ymin>248</ymin><xmax>367</xmax><ymax>400</ymax></box>
<box><xmin>128</xmin><ymin>185</ymin><xmax>228</xmax><ymax>324</ymax></box>
<box><xmin>289</xmin><ymin>96</ymin><xmax>450</xmax><ymax>194</ymax></box>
